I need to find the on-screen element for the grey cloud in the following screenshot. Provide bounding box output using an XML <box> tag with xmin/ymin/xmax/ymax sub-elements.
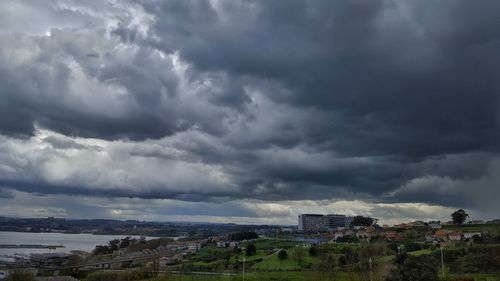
<box><xmin>0</xmin><ymin>0</ymin><xmax>498</xmax><ymax>221</ymax></box>
<box><xmin>0</xmin><ymin>188</ymin><xmax>15</xmax><ymax>199</ymax></box>
<box><xmin>43</xmin><ymin>136</ymin><xmax>101</xmax><ymax>151</ymax></box>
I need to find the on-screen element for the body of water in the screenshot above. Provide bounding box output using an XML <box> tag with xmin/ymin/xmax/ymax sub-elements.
<box><xmin>0</xmin><ymin>231</ymin><xmax>156</xmax><ymax>262</ymax></box>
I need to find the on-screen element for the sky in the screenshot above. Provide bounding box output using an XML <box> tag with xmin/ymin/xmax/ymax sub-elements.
<box><xmin>0</xmin><ymin>0</ymin><xmax>499</xmax><ymax>226</ymax></box>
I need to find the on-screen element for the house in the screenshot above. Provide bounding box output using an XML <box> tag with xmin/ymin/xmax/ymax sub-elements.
<box><xmin>356</xmin><ymin>231</ymin><xmax>371</xmax><ymax>239</ymax></box>
<box><xmin>216</xmin><ymin>241</ymin><xmax>227</xmax><ymax>248</ymax></box>
<box><xmin>229</xmin><ymin>241</ymin><xmax>239</xmax><ymax>248</ymax></box>
<box><xmin>160</xmin><ymin>253</ymin><xmax>183</xmax><ymax>265</ymax></box>
<box><xmin>463</xmin><ymin>232</ymin><xmax>481</xmax><ymax>239</ymax></box>
<box><xmin>434</xmin><ymin>230</ymin><xmax>448</xmax><ymax>241</ymax></box>
<box><xmin>425</xmin><ymin>232</ymin><xmax>435</xmax><ymax>242</ymax></box>
<box><xmin>428</xmin><ymin>222</ymin><xmax>442</xmax><ymax>229</ymax></box>
<box><xmin>384</xmin><ymin>231</ymin><xmax>403</xmax><ymax>241</ymax></box>
<box><xmin>334</xmin><ymin>231</ymin><xmax>344</xmax><ymax>241</ymax></box>
<box><xmin>356</xmin><ymin>231</ymin><xmax>371</xmax><ymax>242</ymax></box>
<box><xmin>448</xmin><ymin>232</ymin><xmax>462</xmax><ymax>241</ymax></box>
<box><xmin>188</xmin><ymin>243</ymin><xmax>201</xmax><ymax>252</ymax></box>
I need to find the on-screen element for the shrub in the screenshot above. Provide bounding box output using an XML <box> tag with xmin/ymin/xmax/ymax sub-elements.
<box><xmin>309</xmin><ymin>246</ymin><xmax>318</xmax><ymax>256</ymax></box>
<box><xmin>85</xmin><ymin>268</ymin><xmax>152</xmax><ymax>281</ymax></box>
<box><xmin>278</xmin><ymin>249</ymin><xmax>288</xmax><ymax>260</ymax></box>
<box><xmin>386</xmin><ymin>255</ymin><xmax>438</xmax><ymax>281</ymax></box>
<box><xmin>6</xmin><ymin>271</ymin><xmax>34</xmax><ymax>281</ymax></box>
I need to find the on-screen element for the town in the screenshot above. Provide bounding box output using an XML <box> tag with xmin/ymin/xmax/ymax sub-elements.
<box><xmin>1</xmin><ymin>209</ymin><xmax>499</xmax><ymax>281</ymax></box>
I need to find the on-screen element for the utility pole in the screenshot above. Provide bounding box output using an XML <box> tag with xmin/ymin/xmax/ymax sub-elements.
<box><xmin>238</xmin><ymin>258</ymin><xmax>246</xmax><ymax>281</ymax></box>
<box><xmin>440</xmin><ymin>244</ymin><xmax>445</xmax><ymax>278</ymax></box>
<box><xmin>369</xmin><ymin>257</ymin><xmax>373</xmax><ymax>281</ymax></box>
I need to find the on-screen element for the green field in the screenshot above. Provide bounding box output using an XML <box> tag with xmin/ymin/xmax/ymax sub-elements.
<box><xmin>242</xmin><ymin>239</ymin><xmax>303</xmax><ymax>251</ymax></box>
<box><xmin>408</xmin><ymin>249</ymin><xmax>433</xmax><ymax>256</ymax></box>
<box><xmin>447</xmin><ymin>273</ymin><xmax>500</xmax><ymax>281</ymax></box>
<box><xmin>251</xmin><ymin>248</ymin><xmax>322</xmax><ymax>271</ymax></box>
<box><xmin>84</xmin><ymin>238</ymin><xmax>500</xmax><ymax>281</ymax></box>
<box><xmin>149</xmin><ymin>271</ymin><xmax>372</xmax><ymax>281</ymax></box>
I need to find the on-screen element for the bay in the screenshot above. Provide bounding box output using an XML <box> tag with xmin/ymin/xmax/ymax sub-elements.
<box><xmin>0</xmin><ymin>231</ymin><xmax>156</xmax><ymax>261</ymax></box>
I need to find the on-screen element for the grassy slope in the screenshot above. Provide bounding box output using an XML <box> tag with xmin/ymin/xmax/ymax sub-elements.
<box><xmin>408</xmin><ymin>249</ymin><xmax>433</xmax><ymax>256</ymax></box>
<box><xmin>251</xmin><ymin>248</ymin><xmax>322</xmax><ymax>271</ymax></box>
<box><xmin>149</xmin><ymin>271</ymin><xmax>358</xmax><ymax>281</ymax></box>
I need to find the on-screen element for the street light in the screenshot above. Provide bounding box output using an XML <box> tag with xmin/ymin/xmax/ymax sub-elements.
<box><xmin>369</xmin><ymin>257</ymin><xmax>373</xmax><ymax>281</ymax></box>
<box><xmin>238</xmin><ymin>258</ymin><xmax>246</xmax><ymax>281</ymax></box>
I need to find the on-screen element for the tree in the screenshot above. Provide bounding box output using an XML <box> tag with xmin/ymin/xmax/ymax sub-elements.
<box><xmin>108</xmin><ymin>239</ymin><xmax>120</xmax><ymax>252</ymax></box>
<box><xmin>308</xmin><ymin>245</ymin><xmax>318</xmax><ymax>256</ymax></box>
<box><xmin>245</xmin><ymin>243</ymin><xmax>256</xmax><ymax>256</ymax></box>
<box><xmin>451</xmin><ymin>209</ymin><xmax>469</xmax><ymax>225</ymax></box>
<box><xmin>278</xmin><ymin>249</ymin><xmax>288</xmax><ymax>260</ymax></box>
<box><xmin>400</xmin><ymin>256</ymin><xmax>438</xmax><ymax>281</ymax></box>
<box><xmin>295</xmin><ymin>247</ymin><xmax>306</xmax><ymax>267</ymax></box>
<box><xmin>92</xmin><ymin>245</ymin><xmax>111</xmax><ymax>255</ymax></box>
<box><xmin>386</xmin><ymin>255</ymin><xmax>438</xmax><ymax>281</ymax></box>
<box><xmin>338</xmin><ymin>255</ymin><xmax>347</xmax><ymax>267</ymax></box>
<box><xmin>351</xmin><ymin>216</ymin><xmax>375</xmax><ymax>227</ymax></box>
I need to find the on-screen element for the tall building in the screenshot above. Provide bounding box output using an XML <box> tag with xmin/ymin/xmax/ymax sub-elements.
<box><xmin>298</xmin><ymin>214</ymin><xmax>328</xmax><ymax>232</ymax></box>
<box><xmin>298</xmin><ymin>214</ymin><xmax>355</xmax><ymax>232</ymax></box>
<box><xmin>326</xmin><ymin>214</ymin><xmax>350</xmax><ymax>229</ymax></box>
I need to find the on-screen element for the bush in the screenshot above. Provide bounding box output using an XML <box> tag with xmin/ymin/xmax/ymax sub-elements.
<box><xmin>6</xmin><ymin>271</ymin><xmax>35</xmax><ymax>281</ymax></box>
<box><xmin>278</xmin><ymin>249</ymin><xmax>288</xmax><ymax>260</ymax></box>
<box><xmin>386</xmin><ymin>255</ymin><xmax>438</xmax><ymax>281</ymax></box>
<box><xmin>85</xmin><ymin>268</ymin><xmax>152</xmax><ymax>281</ymax></box>
<box><xmin>403</xmin><ymin>242</ymin><xmax>422</xmax><ymax>252</ymax></box>
<box><xmin>309</xmin><ymin>246</ymin><xmax>318</xmax><ymax>256</ymax></box>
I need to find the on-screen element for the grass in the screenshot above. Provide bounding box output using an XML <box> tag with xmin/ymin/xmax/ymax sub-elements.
<box><xmin>251</xmin><ymin>248</ymin><xmax>322</xmax><ymax>271</ymax></box>
<box><xmin>148</xmin><ymin>271</ymin><xmax>367</xmax><ymax>281</ymax></box>
<box><xmin>187</xmin><ymin>246</ymin><xmax>233</xmax><ymax>263</ymax></box>
<box><xmin>447</xmin><ymin>273</ymin><xmax>500</xmax><ymax>281</ymax></box>
<box><xmin>408</xmin><ymin>249</ymin><xmax>433</xmax><ymax>256</ymax></box>
<box><xmin>242</xmin><ymin>239</ymin><xmax>302</xmax><ymax>251</ymax></box>
<box><xmin>230</xmin><ymin>250</ymin><xmax>269</xmax><ymax>263</ymax></box>
<box><xmin>375</xmin><ymin>255</ymin><xmax>394</xmax><ymax>263</ymax></box>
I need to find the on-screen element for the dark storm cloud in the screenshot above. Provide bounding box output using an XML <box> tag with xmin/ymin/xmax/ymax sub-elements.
<box><xmin>143</xmin><ymin>0</ymin><xmax>500</xmax><ymax>156</ymax></box>
<box><xmin>0</xmin><ymin>0</ymin><xmax>499</xmax><ymax>218</ymax></box>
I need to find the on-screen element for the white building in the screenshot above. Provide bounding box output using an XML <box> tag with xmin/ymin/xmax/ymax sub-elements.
<box><xmin>463</xmin><ymin>232</ymin><xmax>481</xmax><ymax>239</ymax></box>
<box><xmin>216</xmin><ymin>241</ymin><xmax>227</xmax><ymax>248</ymax></box>
<box><xmin>448</xmin><ymin>232</ymin><xmax>462</xmax><ymax>241</ymax></box>
<box><xmin>188</xmin><ymin>243</ymin><xmax>201</xmax><ymax>252</ymax></box>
